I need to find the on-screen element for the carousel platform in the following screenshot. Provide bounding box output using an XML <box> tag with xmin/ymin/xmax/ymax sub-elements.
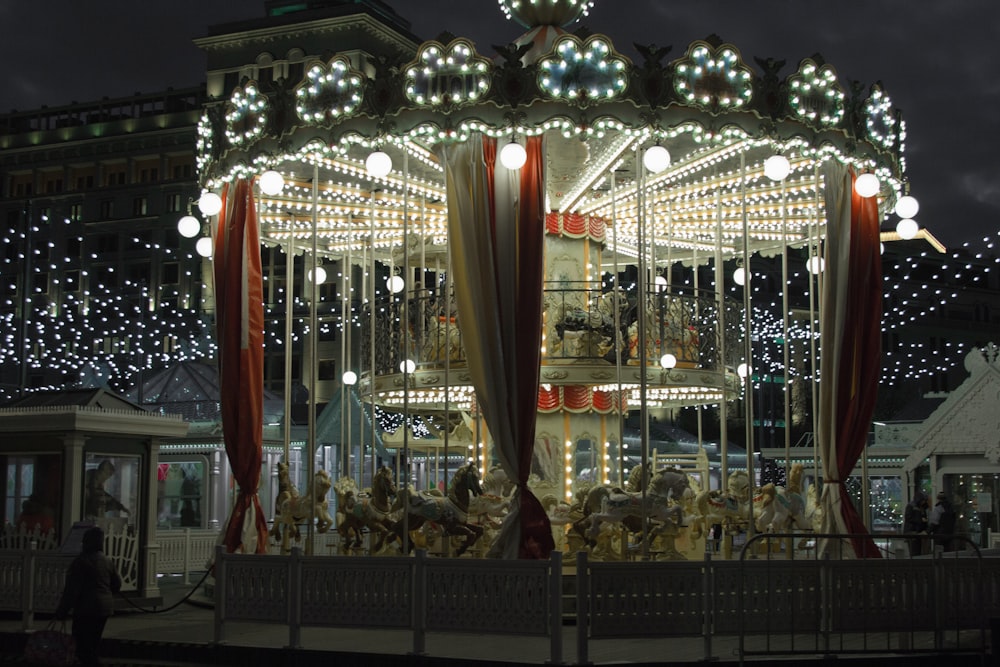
<box><xmin>0</xmin><ymin>575</ymin><xmax>990</xmax><ymax>666</ymax></box>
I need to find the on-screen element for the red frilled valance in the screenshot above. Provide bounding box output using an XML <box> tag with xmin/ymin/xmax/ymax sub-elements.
<box><xmin>545</xmin><ymin>212</ymin><xmax>607</xmax><ymax>242</ymax></box>
<box><xmin>537</xmin><ymin>385</ymin><xmax>627</xmax><ymax>414</ymax></box>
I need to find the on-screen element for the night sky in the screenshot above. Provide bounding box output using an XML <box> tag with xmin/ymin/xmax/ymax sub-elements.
<box><xmin>2</xmin><ymin>1</ymin><xmax>996</xmax><ymax>249</ymax></box>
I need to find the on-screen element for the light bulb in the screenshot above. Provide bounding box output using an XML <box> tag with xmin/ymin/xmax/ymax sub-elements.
<box><xmin>660</xmin><ymin>353</ymin><xmax>677</xmax><ymax>369</ymax></box>
<box><xmin>500</xmin><ymin>141</ymin><xmax>527</xmax><ymax>170</ymax></box>
<box><xmin>654</xmin><ymin>275</ymin><xmax>667</xmax><ymax>292</ymax></box>
<box><xmin>259</xmin><ymin>170</ymin><xmax>285</xmax><ymax>196</ymax></box>
<box><xmin>177</xmin><ymin>215</ymin><xmax>200</xmax><ymax>239</ymax></box>
<box><xmin>366</xmin><ymin>150</ymin><xmax>392</xmax><ymax>178</ymax></box>
<box><xmin>896</xmin><ymin>218</ymin><xmax>919</xmax><ymax>240</ymax></box>
<box><xmin>342</xmin><ymin>371</ymin><xmax>358</xmax><ymax>385</ymax></box>
<box><xmin>807</xmin><ymin>256</ymin><xmax>825</xmax><ymax>274</ymax></box>
<box><xmin>894</xmin><ymin>195</ymin><xmax>919</xmax><ymax>219</ymax></box>
<box><xmin>197</xmin><ymin>192</ymin><xmax>222</xmax><ymax>216</ymax></box>
<box><xmin>399</xmin><ymin>359</ymin><xmax>416</xmax><ymax>374</ymax></box>
<box><xmin>854</xmin><ymin>173</ymin><xmax>880</xmax><ymax>198</ymax></box>
<box><xmin>387</xmin><ymin>275</ymin><xmax>405</xmax><ymax>293</ymax></box>
<box><xmin>734</xmin><ymin>267</ymin><xmax>750</xmax><ymax>286</ymax></box>
<box><xmin>737</xmin><ymin>363</ymin><xmax>750</xmax><ymax>379</ymax></box>
<box><xmin>195</xmin><ymin>237</ymin><xmax>214</xmax><ymax>258</ymax></box>
<box><xmin>307</xmin><ymin>266</ymin><xmax>327</xmax><ymax>284</ymax></box>
<box><xmin>642</xmin><ymin>145</ymin><xmax>671</xmax><ymax>174</ymax></box>
<box><xmin>763</xmin><ymin>154</ymin><xmax>790</xmax><ymax>181</ymax></box>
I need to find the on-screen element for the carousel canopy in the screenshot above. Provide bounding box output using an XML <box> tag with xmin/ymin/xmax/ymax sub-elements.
<box><xmin>194</xmin><ymin>2</ymin><xmax>909</xmax><ymax>270</ymax></box>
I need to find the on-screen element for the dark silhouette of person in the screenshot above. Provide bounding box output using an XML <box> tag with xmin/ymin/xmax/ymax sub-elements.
<box><xmin>903</xmin><ymin>491</ymin><xmax>929</xmax><ymax>556</ymax></box>
<box><xmin>179</xmin><ymin>500</ymin><xmax>198</xmax><ymax>527</ymax></box>
<box><xmin>928</xmin><ymin>491</ymin><xmax>957</xmax><ymax>552</ymax></box>
<box><xmin>16</xmin><ymin>494</ymin><xmax>55</xmax><ymax>534</ymax></box>
<box><xmin>85</xmin><ymin>460</ymin><xmax>130</xmax><ymax>519</ymax></box>
<box><xmin>55</xmin><ymin>526</ymin><xmax>122</xmax><ymax>667</ymax></box>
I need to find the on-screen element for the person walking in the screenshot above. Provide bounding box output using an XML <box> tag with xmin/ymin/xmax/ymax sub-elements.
<box><xmin>928</xmin><ymin>491</ymin><xmax>957</xmax><ymax>552</ymax></box>
<box><xmin>903</xmin><ymin>490</ymin><xmax>929</xmax><ymax>556</ymax></box>
<box><xmin>54</xmin><ymin>526</ymin><xmax>122</xmax><ymax>667</ymax></box>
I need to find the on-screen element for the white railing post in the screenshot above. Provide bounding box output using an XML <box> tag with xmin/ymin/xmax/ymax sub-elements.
<box><xmin>213</xmin><ymin>545</ymin><xmax>225</xmax><ymax>645</ymax></box>
<box><xmin>288</xmin><ymin>547</ymin><xmax>302</xmax><ymax>649</ymax></box>
<box><xmin>548</xmin><ymin>549</ymin><xmax>563</xmax><ymax>665</ymax></box>
<box><xmin>23</xmin><ymin>548</ymin><xmax>36</xmax><ymax>632</ymax></box>
<box><xmin>575</xmin><ymin>549</ymin><xmax>589</xmax><ymax>665</ymax></box>
<box><xmin>411</xmin><ymin>549</ymin><xmax>426</xmax><ymax>656</ymax></box>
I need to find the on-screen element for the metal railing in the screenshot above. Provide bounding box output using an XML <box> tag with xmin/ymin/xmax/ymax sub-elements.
<box><xmin>4</xmin><ymin>532</ymin><xmax>993</xmax><ymax>664</ymax></box>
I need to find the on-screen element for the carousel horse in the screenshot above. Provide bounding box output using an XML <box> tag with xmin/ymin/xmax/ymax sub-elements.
<box><xmin>390</xmin><ymin>462</ymin><xmax>485</xmax><ymax>556</ymax></box>
<box><xmin>335</xmin><ymin>466</ymin><xmax>398</xmax><ymax>553</ymax></box>
<box><xmin>753</xmin><ymin>464</ymin><xmax>810</xmax><ymax>533</ymax></box>
<box><xmin>584</xmin><ymin>481</ymin><xmax>688</xmax><ymax>549</ymax></box>
<box><xmin>571</xmin><ymin>465</ymin><xmax>694</xmax><ymax>543</ymax></box>
<box><xmin>690</xmin><ymin>488</ymin><xmax>752</xmax><ymax>539</ymax></box>
<box><xmin>268</xmin><ymin>460</ymin><xmax>300</xmax><ymax>544</ymax></box>
<box><xmin>272</xmin><ymin>469</ymin><xmax>335</xmax><ymax>544</ymax></box>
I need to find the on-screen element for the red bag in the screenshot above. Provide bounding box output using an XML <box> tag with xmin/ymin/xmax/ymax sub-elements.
<box><xmin>24</xmin><ymin>621</ymin><xmax>76</xmax><ymax>666</ymax></box>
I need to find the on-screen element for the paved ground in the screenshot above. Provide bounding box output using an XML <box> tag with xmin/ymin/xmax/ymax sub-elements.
<box><xmin>0</xmin><ymin>575</ymin><xmax>992</xmax><ymax>666</ymax></box>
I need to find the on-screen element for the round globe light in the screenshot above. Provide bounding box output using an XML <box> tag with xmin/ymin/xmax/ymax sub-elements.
<box><xmin>737</xmin><ymin>363</ymin><xmax>750</xmax><ymax>379</ymax></box>
<box><xmin>177</xmin><ymin>215</ymin><xmax>200</xmax><ymax>239</ymax></box>
<box><xmin>654</xmin><ymin>275</ymin><xmax>668</xmax><ymax>292</ymax></box>
<box><xmin>896</xmin><ymin>218</ymin><xmax>919</xmax><ymax>240</ymax></box>
<box><xmin>342</xmin><ymin>371</ymin><xmax>358</xmax><ymax>386</ymax></box>
<box><xmin>307</xmin><ymin>266</ymin><xmax>327</xmax><ymax>284</ymax></box>
<box><xmin>763</xmin><ymin>154</ymin><xmax>791</xmax><ymax>181</ymax></box>
<box><xmin>387</xmin><ymin>275</ymin><xmax>405</xmax><ymax>294</ymax></box>
<box><xmin>854</xmin><ymin>173</ymin><xmax>880</xmax><ymax>198</ymax></box>
<box><xmin>660</xmin><ymin>353</ymin><xmax>677</xmax><ymax>369</ymax></box>
<box><xmin>365</xmin><ymin>150</ymin><xmax>392</xmax><ymax>178</ymax></box>
<box><xmin>807</xmin><ymin>256</ymin><xmax>825</xmax><ymax>275</ymax></box>
<box><xmin>733</xmin><ymin>267</ymin><xmax>750</xmax><ymax>286</ymax></box>
<box><xmin>499</xmin><ymin>141</ymin><xmax>527</xmax><ymax>170</ymax></box>
<box><xmin>259</xmin><ymin>170</ymin><xmax>285</xmax><ymax>196</ymax></box>
<box><xmin>399</xmin><ymin>359</ymin><xmax>416</xmax><ymax>374</ymax></box>
<box><xmin>894</xmin><ymin>195</ymin><xmax>919</xmax><ymax>219</ymax></box>
<box><xmin>642</xmin><ymin>145</ymin><xmax>671</xmax><ymax>174</ymax></box>
<box><xmin>197</xmin><ymin>192</ymin><xmax>223</xmax><ymax>216</ymax></box>
<box><xmin>195</xmin><ymin>237</ymin><xmax>214</xmax><ymax>258</ymax></box>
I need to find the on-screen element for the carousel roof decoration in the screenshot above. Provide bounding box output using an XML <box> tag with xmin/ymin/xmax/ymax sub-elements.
<box><xmin>224</xmin><ymin>81</ymin><xmax>269</xmax><ymax>148</ymax></box>
<box><xmin>537</xmin><ymin>35</ymin><xmax>628</xmax><ymax>102</ymax></box>
<box><xmin>295</xmin><ymin>56</ymin><xmax>365</xmax><ymax>124</ymax></box>
<box><xmin>672</xmin><ymin>39</ymin><xmax>754</xmax><ymax>111</ymax></box>
<box><xmin>787</xmin><ymin>56</ymin><xmax>846</xmax><ymax>128</ymax></box>
<box><xmin>404</xmin><ymin>39</ymin><xmax>492</xmax><ymax>107</ymax></box>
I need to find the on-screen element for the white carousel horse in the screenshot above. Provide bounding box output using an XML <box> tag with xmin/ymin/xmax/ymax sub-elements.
<box><xmin>268</xmin><ymin>461</ymin><xmax>299</xmax><ymax>544</ymax></box>
<box><xmin>335</xmin><ymin>466</ymin><xmax>397</xmax><ymax>553</ymax></box>
<box><xmin>753</xmin><ymin>464</ymin><xmax>811</xmax><ymax>533</ymax></box>
<box><xmin>271</xmin><ymin>468</ymin><xmax>335</xmax><ymax>545</ymax></box>
<box><xmin>690</xmin><ymin>488</ymin><xmax>752</xmax><ymax>539</ymax></box>
<box><xmin>389</xmin><ymin>462</ymin><xmax>485</xmax><ymax>556</ymax></box>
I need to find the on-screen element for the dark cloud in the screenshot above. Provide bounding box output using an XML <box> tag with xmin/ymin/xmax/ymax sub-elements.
<box><xmin>1</xmin><ymin>0</ymin><xmax>996</xmax><ymax>247</ymax></box>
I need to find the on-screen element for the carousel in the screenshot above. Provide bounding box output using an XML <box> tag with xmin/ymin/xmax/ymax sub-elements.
<box><xmin>193</xmin><ymin>0</ymin><xmax>911</xmax><ymax>560</ymax></box>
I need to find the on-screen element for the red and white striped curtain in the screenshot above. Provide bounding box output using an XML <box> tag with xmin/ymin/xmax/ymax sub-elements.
<box><xmin>816</xmin><ymin>163</ymin><xmax>882</xmax><ymax>559</ymax></box>
<box><xmin>213</xmin><ymin>178</ymin><xmax>268</xmax><ymax>554</ymax></box>
<box><xmin>438</xmin><ymin>134</ymin><xmax>554</xmax><ymax>559</ymax></box>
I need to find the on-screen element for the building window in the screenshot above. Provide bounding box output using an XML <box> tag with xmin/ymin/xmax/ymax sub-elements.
<box><xmin>66</xmin><ymin>237</ymin><xmax>81</xmax><ymax>258</ymax></box>
<box><xmin>93</xmin><ymin>234</ymin><xmax>119</xmax><ymax>254</ymax></box>
<box><xmin>64</xmin><ymin>270</ymin><xmax>80</xmax><ymax>292</ymax></box>
<box><xmin>165</xmin><ymin>194</ymin><xmax>182</xmax><ymax>213</ymax></box>
<box><xmin>69</xmin><ymin>203</ymin><xmax>83</xmax><ymax>221</ymax></box>
<box><xmin>132</xmin><ymin>197</ymin><xmax>147</xmax><ymax>216</ymax></box>
<box><xmin>3</xmin><ymin>453</ymin><xmax>63</xmax><ymax>538</ymax></box>
<box><xmin>161</xmin><ymin>262</ymin><xmax>179</xmax><ymax>285</ymax></box>
<box><xmin>99</xmin><ymin>200</ymin><xmax>114</xmax><ymax>219</ymax></box>
<box><xmin>156</xmin><ymin>460</ymin><xmax>206</xmax><ymax>529</ymax></box>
